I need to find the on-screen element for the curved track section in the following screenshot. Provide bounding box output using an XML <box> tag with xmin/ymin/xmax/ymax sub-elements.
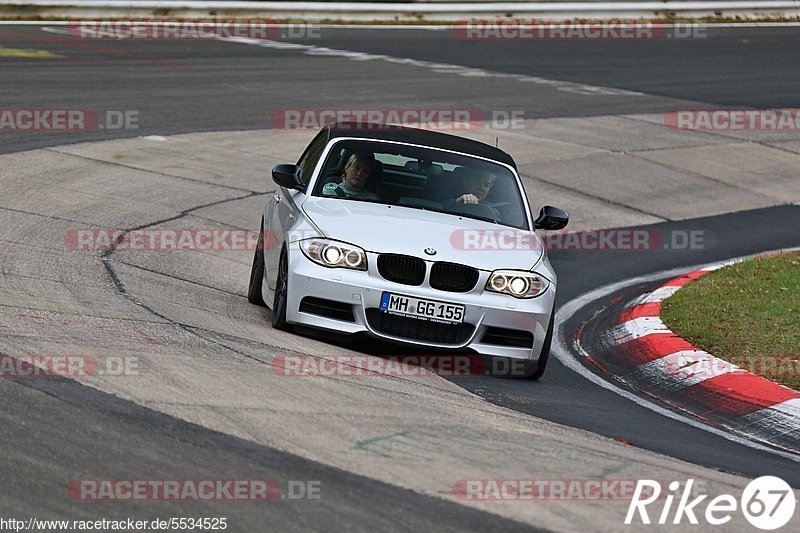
<box><xmin>3</xmin><ymin>130</ymin><xmax>763</xmax><ymax>531</ymax></box>
<box><xmin>2</xmin><ymin>24</ymin><xmax>800</xmax><ymax>530</ymax></box>
<box><xmin>577</xmin><ymin>263</ymin><xmax>800</xmax><ymax>454</ymax></box>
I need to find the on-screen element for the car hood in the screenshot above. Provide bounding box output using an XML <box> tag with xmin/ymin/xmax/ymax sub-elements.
<box><xmin>301</xmin><ymin>197</ymin><xmax>543</xmax><ymax>271</ymax></box>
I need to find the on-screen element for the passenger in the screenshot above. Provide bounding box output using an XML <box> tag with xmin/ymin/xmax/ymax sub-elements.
<box><xmin>322</xmin><ymin>152</ymin><xmax>380</xmax><ymax>201</ymax></box>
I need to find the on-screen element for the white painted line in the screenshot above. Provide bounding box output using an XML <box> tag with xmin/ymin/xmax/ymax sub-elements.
<box><xmin>552</xmin><ymin>246</ymin><xmax>800</xmax><ymax>462</ymax></box>
<box><xmin>218</xmin><ymin>36</ymin><xmax>646</xmax><ymax>97</ymax></box>
<box><xmin>700</xmin><ymin>259</ymin><xmax>741</xmax><ymax>270</ymax></box>
<box><xmin>40</xmin><ymin>26</ymin><xmax>71</xmax><ymax>35</ymax></box>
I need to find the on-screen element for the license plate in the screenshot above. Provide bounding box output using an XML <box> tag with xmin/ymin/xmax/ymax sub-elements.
<box><xmin>380</xmin><ymin>292</ymin><xmax>465</xmax><ymax>324</ymax></box>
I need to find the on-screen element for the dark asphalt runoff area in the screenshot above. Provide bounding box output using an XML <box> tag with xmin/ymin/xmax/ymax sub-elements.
<box><xmin>1</xmin><ymin>23</ymin><xmax>799</xmax><ymax>529</ymax></box>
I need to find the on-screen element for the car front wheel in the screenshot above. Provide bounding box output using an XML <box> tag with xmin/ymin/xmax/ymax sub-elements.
<box><xmin>271</xmin><ymin>249</ymin><xmax>291</xmax><ymax>331</ymax></box>
<box><xmin>528</xmin><ymin>311</ymin><xmax>554</xmax><ymax>380</ymax></box>
<box><xmin>247</xmin><ymin>219</ymin><xmax>266</xmax><ymax>306</ymax></box>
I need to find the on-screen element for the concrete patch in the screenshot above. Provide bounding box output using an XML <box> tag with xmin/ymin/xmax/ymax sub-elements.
<box><xmin>461</xmin><ymin>127</ymin><xmax>606</xmax><ymax>164</ymax></box>
<box><xmin>517</xmin><ymin>173</ymin><xmax>664</xmax><ymax>230</ymax></box>
<box><xmin>524</xmin><ymin>152</ymin><xmax>780</xmax><ymax>220</ymax></box>
<box><xmin>634</xmin><ymin>143</ymin><xmax>800</xmax><ymax>203</ymax></box>
<box><xmin>48</xmin><ymin>130</ymin><xmax>313</xmax><ymax>193</ymax></box>
<box><xmin>767</xmin><ymin>140</ymin><xmax>800</xmax><ymax>155</ymax></box>
<box><xmin>626</xmin><ymin>112</ymin><xmax>800</xmax><ymax>144</ymax></box>
<box><xmin>0</xmin><ymin>148</ymin><xmax>245</xmax><ymax>228</ymax></box>
<box><xmin>518</xmin><ymin>115</ymin><xmax>727</xmax><ymax>152</ymax></box>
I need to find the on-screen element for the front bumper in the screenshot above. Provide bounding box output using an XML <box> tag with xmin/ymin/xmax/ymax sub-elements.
<box><xmin>284</xmin><ymin>250</ymin><xmax>555</xmax><ymax>362</ymax></box>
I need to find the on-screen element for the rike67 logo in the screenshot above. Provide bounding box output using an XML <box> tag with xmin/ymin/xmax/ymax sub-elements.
<box><xmin>625</xmin><ymin>477</ymin><xmax>796</xmax><ymax>530</ymax></box>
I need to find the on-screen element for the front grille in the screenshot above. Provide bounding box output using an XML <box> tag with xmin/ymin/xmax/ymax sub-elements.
<box><xmin>481</xmin><ymin>327</ymin><xmax>534</xmax><ymax>348</ymax></box>
<box><xmin>299</xmin><ymin>297</ymin><xmax>355</xmax><ymax>322</ymax></box>
<box><xmin>366</xmin><ymin>309</ymin><xmax>474</xmax><ymax>345</ymax></box>
<box><xmin>377</xmin><ymin>254</ymin><xmax>426</xmax><ymax>286</ymax></box>
<box><xmin>429</xmin><ymin>262</ymin><xmax>479</xmax><ymax>292</ymax></box>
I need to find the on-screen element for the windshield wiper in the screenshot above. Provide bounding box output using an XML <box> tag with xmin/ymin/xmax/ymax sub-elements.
<box><xmin>456</xmin><ymin>213</ymin><xmax>499</xmax><ymax>224</ymax></box>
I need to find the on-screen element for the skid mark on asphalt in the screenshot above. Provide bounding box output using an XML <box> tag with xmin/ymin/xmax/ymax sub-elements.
<box><xmin>349</xmin><ymin>430</ymin><xmax>509</xmax><ymax>468</ymax></box>
<box><xmin>219</xmin><ymin>37</ymin><xmax>645</xmax><ymax>97</ymax></box>
<box><xmin>353</xmin><ymin>431</ymin><xmax>410</xmax><ymax>458</ymax></box>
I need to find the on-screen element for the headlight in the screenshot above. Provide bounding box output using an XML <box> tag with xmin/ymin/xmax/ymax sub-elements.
<box><xmin>299</xmin><ymin>239</ymin><xmax>367</xmax><ymax>270</ymax></box>
<box><xmin>485</xmin><ymin>270</ymin><xmax>549</xmax><ymax>298</ymax></box>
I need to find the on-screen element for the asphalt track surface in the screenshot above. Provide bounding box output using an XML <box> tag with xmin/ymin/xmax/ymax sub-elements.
<box><xmin>2</xmin><ymin>25</ymin><xmax>800</xmax><ymax>153</ymax></box>
<box><xmin>1</xmin><ymin>24</ymin><xmax>800</xmax><ymax>529</ymax></box>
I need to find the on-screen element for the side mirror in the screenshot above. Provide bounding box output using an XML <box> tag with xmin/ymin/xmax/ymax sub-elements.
<box><xmin>534</xmin><ymin>206</ymin><xmax>569</xmax><ymax>230</ymax></box>
<box><xmin>271</xmin><ymin>164</ymin><xmax>303</xmax><ymax>191</ymax></box>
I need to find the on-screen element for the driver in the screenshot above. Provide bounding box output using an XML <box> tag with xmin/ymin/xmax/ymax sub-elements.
<box><xmin>322</xmin><ymin>152</ymin><xmax>380</xmax><ymax>201</ymax></box>
<box><xmin>445</xmin><ymin>168</ymin><xmax>500</xmax><ymax>219</ymax></box>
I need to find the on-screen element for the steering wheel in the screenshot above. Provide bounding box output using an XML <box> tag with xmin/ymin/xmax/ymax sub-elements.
<box><xmin>449</xmin><ymin>202</ymin><xmax>499</xmax><ymax>223</ymax></box>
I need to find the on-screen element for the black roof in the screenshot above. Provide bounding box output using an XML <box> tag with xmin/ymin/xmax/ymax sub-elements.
<box><xmin>325</xmin><ymin>121</ymin><xmax>517</xmax><ymax>169</ymax></box>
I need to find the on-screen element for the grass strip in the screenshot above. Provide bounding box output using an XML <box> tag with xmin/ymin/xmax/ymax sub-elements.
<box><xmin>661</xmin><ymin>252</ymin><xmax>800</xmax><ymax>391</ymax></box>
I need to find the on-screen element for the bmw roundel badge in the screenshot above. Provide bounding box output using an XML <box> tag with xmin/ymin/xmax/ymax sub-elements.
<box><xmin>424</xmin><ymin>248</ymin><xmax>437</xmax><ymax>256</ymax></box>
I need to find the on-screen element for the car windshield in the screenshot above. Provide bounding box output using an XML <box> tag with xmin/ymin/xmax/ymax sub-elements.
<box><xmin>311</xmin><ymin>139</ymin><xmax>529</xmax><ymax>230</ymax></box>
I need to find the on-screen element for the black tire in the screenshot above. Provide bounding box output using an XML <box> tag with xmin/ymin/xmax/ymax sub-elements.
<box><xmin>247</xmin><ymin>219</ymin><xmax>266</xmax><ymax>306</ymax></box>
<box><xmin>271</xmin><ymin>249</ymin><xmax>291</xmax><ymax>331</ymax></box>
<box><xmin>528</xmin><ymin>311</ymin><xmax>555</xmax><ymax>380</ymax></box>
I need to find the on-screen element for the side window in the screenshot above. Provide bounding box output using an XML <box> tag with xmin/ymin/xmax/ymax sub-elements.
<box><xmin>297</xmin><ymin>132</ymin><xmax>328</xmax><ymax>187</ymax></box>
